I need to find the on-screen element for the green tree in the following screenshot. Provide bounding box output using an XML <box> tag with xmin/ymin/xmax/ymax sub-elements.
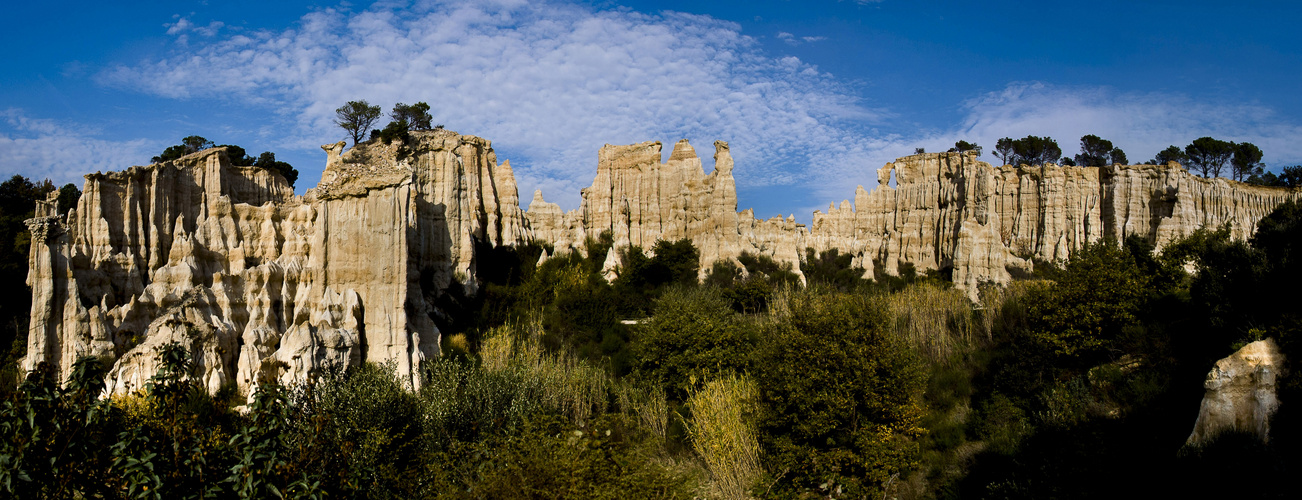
<box><xmin>1185</xmin><ymin>137</ymin><xmax>1235</xmax><ymax>178</ymax></box>
<box><xmin>55</xmin><ymin>184</ymin><xmax>80</xmax><ymax>215</ymax></box>
<box><xmin>151</xmin><ymin>135</ymin><xmax>215</xmax><ymax>164</ymax></box>
<box><xmin>1109</xmin><ymin>147</ymin><xmax>1128</xmax><ymax>165</ymax></box>
<box><xmin>948</xmin><ymin>140</ymin><xmax>982</xmax><ymax>157</ymax></box>
<box><xmin>1231</xmin><ymin>142</ymin><xmax>1264</xmax><ymax>182</ymax></box>
<box><xmin>755</xmin><ymin>289</ymin><xmax>926</xmax><ymax>496</ymax></box>
<box><xmin>335</xmin><ymin>100</ymin><xmax>382</xmax><ymax>146</ymax></box>
<box><xmin>1028</xmin><ymin>240</ymin><xmax>1152</xmax><ymax>366</ymax></box>
<box><xmin>217</xmin><ymin>144</ymin><xmax>255</xmax><ymax>166</ymax></box>
<box><xmin>995</xmin><ymin>137</ymin><xmax>1015</xmax><ymax>165</ymax></box>
<box><xmin>1012</xmin><ymin>135</ymin><xmax>1062</xmax><ymax>166</ymax></box>
<box><xmin>1075</xmin><ymin>135</ymin><xmax>1115</xmax><ymax>167</ymax></box>
<box><xmin>633</xmin><ymin>287</ymin><xmax>754</xmax><ymax>399</ymax></box>
<box><xmin>253</xmin><ymin>151</ymin><xmax>299</xmax><ymax>188</ymax></box>
<box><xmin>390</xmin><ymin>102</ymin><xmax>434</xmax><ymax>131</ymax></box>
<box><xmin>1153</xmin><ymin>145</ymin><xmax>1188</xmax><ymax>166</ymax></box>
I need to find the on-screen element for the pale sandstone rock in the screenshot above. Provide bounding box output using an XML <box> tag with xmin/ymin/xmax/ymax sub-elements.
<box><xmin>26</xmin><ymin>135</ymin><xmax>1301</xmax><ymax>396</ymax></box>
<box><xmin>528</xmin><ymin>147</ymin><xmax>1296</xmax><ymax>298</ymax></box>
<box><xmin>1186</xmin><ymin>339</ymin><xmax>1286</xmax><ymax>446</ymax></box>
<box><xmin>23</xmin><ymin>131</ymin><xmax>527</xmax><ymax>395</ymax></box>
<box><xmin>525</xmin><ymin>139</ymin><xmax>804</xmax><ymax>280</ymax></box>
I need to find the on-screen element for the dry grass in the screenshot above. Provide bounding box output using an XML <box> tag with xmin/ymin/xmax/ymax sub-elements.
<box><xmin>477</xmin><ymin>319</ymin><xmax>611</xmax><ymax>425</ymax></box>
<box><xmin>618</xmin><ymin>381</ymin><xmax>669</xmax><ymax>440</ymax></box>
<box><xmin>889</xmin><ymin>283</ymin><xmax>980</xmax><ymax>362</ymax></box>
<box><xmin>684</xmin><ymin>374</ymin><xmax>764</xmax><ymax>500</ymax></box>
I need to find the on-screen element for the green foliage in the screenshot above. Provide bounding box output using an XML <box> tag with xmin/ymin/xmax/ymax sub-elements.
<box><xmin>1231</xmin><ymin>142</ymin><xmax>1264</xmax><ymax>181</ymax></box>
<box><xmin>55</xmin><ymin>183</ymin><xmax>80</xmax><ymax>215</ymax></box>
<box><xmin>801</xmin><ymin>248</ymin><xmax>869</xmax><ymax>291</ymax></box>
<box><xmin>947</xmin><ymin>140</ymin><xmax>982</xmax><ymax>157</ymax></box>
<box><xmin>151</xmin><ymin>136</ymin><xmax>215</xmax><ymax>164</ymax></box>
<box><xmin>1153</xmin><ymin>144</ymin><xmax>1188</xmax><ymax>165</ymax></box>
<box><xmin>253</xmin><ymin>151</ymin><xmax>299</xmax><ymax>188</ymax></box>
<box><xmin>754</xmin><ymin>288</ymin><xmax>927</xmax><ymax>497</ymax></box>
<box><xmin>1075</xmin><ymin>134</ymin><xmax>1119</xmax><ymax>167</ymax></box>
<box><xmin>633</xmin><ymin>287</ymin><xmax>755</xmax><ymax>399</ymax></box>
<box><xmin>995</xmin><ymin>135</ymin><xmax>1062</xmax><ymax>166</ymax></box>
<box><xmin>335</xmin><ymin>100</ymin><xmax>383</xmax><ymax>146</ymax></box>
<box><xmin>1185</xmin><ymin>136</ymin><xmax>1235</xmax><ymax>178</ymax></box>
<box><xmin>1025</xmin><ymin>240</ymin><xmax>1152</xmax><ymax>366</ymax></box>
<box><xmin>391</xmin><ymin>102</ymin><xmax>434</xmax><ymax>131</ymax></box>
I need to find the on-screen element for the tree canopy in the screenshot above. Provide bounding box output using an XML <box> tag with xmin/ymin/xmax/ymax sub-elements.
<box><xmin>335</xmin><ymin>100</ymin><xmax>382</xmax><ymax>146</ymax></box>
<box><xmin>949</xmin><ymin>140</ymin><xmax>982</xmax><ymax>157</ymax></box>
<box><xmin>1185</xmin><ymin>137</ymin><xmax>1235</xmax><ymax>178</ymax></box>
<box><xmin>1231</xmin><ymin>142</ymin><xmax>1264</xmax><ymax>182</ymax></box>
<box><xmin>150</xmin><ymin>135</ymin><xmax>215</xmax><ymax>164</ymax></box>
<box><xmin>390</xmin><ymin>102</ymin><xmax>434</xmax><ymax>131</ymax></box>
<box><xmin>995</xmin><ymin>136</ymin><xmax>1062</xmax><ymax>166</ymax></box>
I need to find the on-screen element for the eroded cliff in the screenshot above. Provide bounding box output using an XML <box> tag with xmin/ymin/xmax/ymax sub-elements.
<box><xmin>23</xmin><ymin>129</ymin><xmax>528</xmax><ymax>393</ymax></box>
<box><xmin>24</xmin><ymin>133</ymin><xmax>1298</xmax><ymax>394</ymax></box>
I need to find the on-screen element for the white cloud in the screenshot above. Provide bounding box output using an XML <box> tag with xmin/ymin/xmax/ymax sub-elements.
<box><xmin>0</xmin><ymin>109</ymin><xmax>156</xmax><ymax>187</ymax></box>
<box><xmin>793</xmin><ymin>82</ymin><xmax>1302</xmax><ymax>210</ymax></box>
<box><xmin>940</xmin><ymin>82</ymin><xmax>1302</xmax><ymax>168</ymax></box>
<box><xmin>93</xmin><ymin>2</ymin><xmax>1302</xmax><ymax>217</ymax></box>
<box><xmin>98</xmin><ymin>1</ymin><xmax>883</xmax><ymax>208</ymax></box>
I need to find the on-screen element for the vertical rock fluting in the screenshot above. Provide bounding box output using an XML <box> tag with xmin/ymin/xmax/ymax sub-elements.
<box><xmin>25</xmin><ymin>135</ymin><xmax>1299</xmax><ymax>394</ymax></box>
<box><xmin>524</xmin><ymin>139</ymin><xmax>805</xmax><ymax>279</ymax></box>
<box><xmin>806</xmin><ymin>152</ymin><xmax>1299</xmax><ymax>296</ymax></box>
<box><xmin>529</xmin><ymin>147</ymin><xmax>1295</xmax><ymax>298</ymax></box>
<box><xmin>22</xmin><ymin>130</ymin><xmax>528</xmax><ymax>394</ymax></box>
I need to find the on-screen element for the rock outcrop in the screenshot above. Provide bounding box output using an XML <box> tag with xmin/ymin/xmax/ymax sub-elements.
<box><xmin>24</xmin><ymin>132</ymin><xmax>1299</xmax><ymax>395</ymax></box>
<box><xmin>1186</xmin><ymin>339</ymin><xmax>1286</xmax><ymax>446</ymax></box>
<box><xmin>807</xmin><ymin>152</ymin><xmax>1298</xmax><ymax>295</ymax></box>
<box><xmin>527</xmin><ymin>147</ymin><xmax>1297</xmax><ymax>297</ymax></box>
<box><xmin>525</xmin><ymin>139</ymin><xmax>807</xmax><ymax>279</ymax></box>
<box><xmin>22</xmin><ymin>129</ymin><xmax>528</xmax><ymax>394</ymax></box>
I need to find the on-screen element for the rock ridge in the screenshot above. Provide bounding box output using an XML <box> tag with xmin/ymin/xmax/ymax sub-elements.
<box><xmin>23</xmin><ymin>130</ymin><xmax>528</xmax><ymax>394</ymax></box>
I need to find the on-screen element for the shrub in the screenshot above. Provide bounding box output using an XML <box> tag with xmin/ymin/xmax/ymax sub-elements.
<box><xmin>685</xmin><ymin>374</ymin><xmax>764</xmax><ymax>499</ymax></box>
<box><xmin>755</xmin><ymin>287</ymin><xmax>927</xmax><ymax>497</ymax></box>
<box><xmin>633</xmin><ymin>287</ymin><xmax>755</xmax><ymax>399</ymax></box>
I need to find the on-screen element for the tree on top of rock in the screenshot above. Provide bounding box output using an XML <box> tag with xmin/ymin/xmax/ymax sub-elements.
<box><xmin>390</xmin><ymin>102</ymin><xmax>434</xmax><ymax>131</ymax></box>
<box><xmin>151</xmin><ymin>135</ymin><xmax>216</xmax><ymax>164</ymax></box>
<box><xmin>1184</xmin><ymin>137</ymin><xmax>1235</xmax><ymax>178</ymax></box>
<box><xmin>1231</xmin><ymin>142</ymin><xmax>1264</xmax><ymax>182</ymax></box>
<box><xmin>948</xmin><ymin>140</ymin><xmax>982</xmax><ymax>157</ymax></box>
<box><xmin>335</xmin><ymin>100</ymin><xmax>382</xmax><ymax>146</ymax></box>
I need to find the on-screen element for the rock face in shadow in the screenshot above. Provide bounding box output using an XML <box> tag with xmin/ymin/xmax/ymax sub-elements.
<box><xmin>22</xmin><ymin>130</ymin><xmax>528</xmax><ymax>394</ymax></box>
<box><xmin>1186</xmin><ymin>339</ymin><xmax>1286</xmax><ymax>446</ymax></box>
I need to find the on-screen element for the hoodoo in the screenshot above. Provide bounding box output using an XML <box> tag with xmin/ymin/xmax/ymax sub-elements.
<box><xmin>22</xmin><ymin>129</ymin><xmax>528</xmax><ymax>393</ymax></box>
<box><xmin>20</xmin><ymin>133</ymin><xmax>1297</xmax><ymax>393</ymax></box>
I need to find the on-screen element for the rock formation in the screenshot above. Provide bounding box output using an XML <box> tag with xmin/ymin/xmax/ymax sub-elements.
<box><xmin>527</xmin><ymin>147</ymin><xmax>1297</xmax><ymax>297</ymax></box>
<box><xmin>23</xmin><ymin>131</ymin><xmax>1299</xmax><ymax>395</ymax></box>
<box><xmin>1186</xmin><ymin>339</ymin><xmax>1286</xmax><ymax>446</ymax></box>
<box><xmin>525</xmin><ymin>139</ymin><xmax>807</xmax><ymax>280</ymax></box>
<box><xmin>22</xmin><ymin>129</ymin><xmax>528</xmax><ymax>394</ymax></box>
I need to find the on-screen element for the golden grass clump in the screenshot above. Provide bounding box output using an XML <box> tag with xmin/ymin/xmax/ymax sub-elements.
<box><xmin>478</xmin><ymin>319</ymin><xmax>611</xmax><ymax>426</ymax></box>
<box><xmin>889</xmin><ymin>282</ymin><xmax>979</xmax><ymax>361</ymax></box>
<box><xmin>685</xmin><ymin>373</ymin><xmax>764</xmax><ymax>500</ymax></box>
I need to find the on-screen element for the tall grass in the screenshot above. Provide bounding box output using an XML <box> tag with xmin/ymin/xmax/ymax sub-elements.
<box><xmin>889</xmin><ymin>283</ymin><xmax>980</xmax><ymax>362</ymax></box>
<box><xmin>684</xmin><ymin>374</ymin><xmax>764</xmax><ymax>500</ymax></box>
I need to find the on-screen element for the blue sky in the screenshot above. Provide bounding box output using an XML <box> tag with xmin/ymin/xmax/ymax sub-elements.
<box><xmin>3</xmin><ymin>0</ymin><xmax>1300</xmax><ymax>221</ymax></box>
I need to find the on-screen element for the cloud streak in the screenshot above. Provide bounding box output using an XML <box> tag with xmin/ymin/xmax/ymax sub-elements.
<box><xmin>0</xmin><ymin>109</ymin><xmax>157</xmax><ymax>187</ymax></box>
<box><xmin>90</xmin><ymin>1</ymin><xmax>1302</xmax><ymax>216</ymax></box>
<box><xmin>98</xmin><ymin>0</ymin><xmax>885</xmax><ymax>208</ymax></box>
